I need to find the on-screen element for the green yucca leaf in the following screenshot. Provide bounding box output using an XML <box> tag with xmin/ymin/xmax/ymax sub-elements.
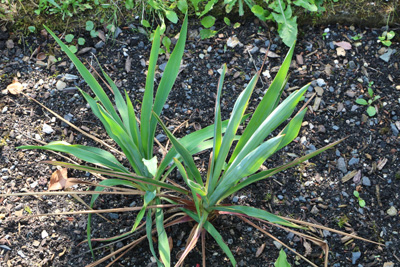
<box><xmin>18</xmin><ymin>142</ymin><xmax>128</xmax><ymax>173</ymax></box>
<box><xmin>146</xmin><ymin>211</ymin><xmax>163</xmax><ymax>266</ymax></box>
<box><xmin>209</xmin><ymin>70</ymin><xmax>260</xmax><ymax>193</ymax></box>
<box><xmin>141</xmin><ymin>26</ymin><xmax>161</xmax><ymax>159</ymax></box>
<box><xmin>44</xmin><ymin>25</ymin><xmax>122</xmax><ymax>124</ymax></box>
<box><xmin>148</xmin><ymin>14</ymin><xmax>188</xmax><ymax>159</ymax></box>
<box><xmin>153</xmin><ymin>112</ymin><xmax>203</xmax><ymax>185</ymax></box>
<box><xmin>222</xmin><ymin>137</ymin><xmax>346</xmax><ymax>199</ymax></box>
<box><xmin>156</xmin><ymin>198</ymin><xmax>170</xmax><ymax>267</ymax></box>
<box><xmin>209</xmin><ymin>135</ymin><xmax>284</xmax><ymax>205</ymax></box>
<box><xmin>227</xmin><ymin>85</ymin><xmax>308</xmax><ymax>174</ymax></box>
<box><xmin>130</xmin><ymin>190</ymin><xmax>156</xmax><ymax>235</ymax></box>
<box><xmin>229</xmin><ymin>44</ymin><xmax>296</xmax><ymax>164</ymax></box>
<box><xmin>212</xmin><ymin>205</ymin><xmax>303</xmax><ymax>228</ymax></box>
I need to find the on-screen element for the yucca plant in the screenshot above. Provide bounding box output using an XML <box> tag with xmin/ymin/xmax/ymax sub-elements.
<box><xmin>2</xmin><ymin>14</ymin><xmax>380</xmax><ymax>267</ymax></box>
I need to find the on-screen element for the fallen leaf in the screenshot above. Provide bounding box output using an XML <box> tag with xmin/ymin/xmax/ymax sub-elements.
<box><xmin>296</xmin><ymin>54</ymin><xmax>304</xmax><ymax>65</ymax></box>
<box><xmin>6</xmin><ymin>80</ymin><xmax>23</xmax><ymax>95</ymax></box>
<box><xmin>255</xmin><ymin>243</ymin><xmax>265</xmax><ymax>257</ymax></box>
<box><xmin>77</xmin><ymin>47</ymin><xmax>93</xmax><ymax>55</ymax></box>
<box><xmin>377</xmin><ymin>158</ymin><xmax>387</xmax><ymax>170</ymax></box>
<box><xmin>36</xmin><ymin>52</ymin><xmax>47</xmax><ymax>61</ymax></box>
<box><xmin>49</xmin><ymin>168</ymin><xmax>68</xmax><ymax>191</ymax></box>
<box><xmin>303</xmin><ymin>240</ymin><xmax>312</xmax><ymax>257</ymax></box>
<box><xmin>333</xmin><ymin>41</ymin><xmax>352</xmax><ymax>50</ymax></box>
<box><xmin>97</xmin><ymin>30</ymin><xmax>106</xmax><ymax>42</ymax></box>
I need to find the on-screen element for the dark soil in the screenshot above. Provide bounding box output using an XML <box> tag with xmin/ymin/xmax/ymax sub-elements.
<box><xmin>0</xmin><ymin>19</ymin><xmax>399</xmax><ymax>267</ymax></box>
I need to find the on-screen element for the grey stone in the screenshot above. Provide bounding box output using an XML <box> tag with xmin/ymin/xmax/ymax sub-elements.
<box><xmin>156</xmin><ymin>134</ymin><xmax>167</xmax><ymax>142</ymax></box>
<box><xmin>349</xmin><ymin>61</ymin><xmax>356</xmax><ymax>69</ymax></box>
<box><xmin>159</xmin><ymin>62</ymin><xmax>167</xmax><ymax>71</ymax></box>
<box><xmin>342</xmin><ymin>191</ymin><xmax>349</xmax><ymax>197</ymax></box>
<box><xmin>379</xmin><ymin>48</ymin><xmax>394</xmax><ymax>62</ymax></box>
<box><xmin>387</xmin><ymin>206</ymin><xmax>397</xmax><ymax>216</ymax></box>
<box><xmin>352</xmin><ymin>251</ymin><xmax>361</xmax><ymax>264</ymax></box>
<box><xmin>232</xmin><ymin>196</ymin><xmax>239</xmax><ymax>203</ymax></box>
<box><xmin>95</xmin><ymin>41</ymin><xmax>105</xmax><ymax>49</ymax></box>
<box><xmin>391</xmin><ymin>123</ymin><xmax>399</xmax><ymax>136</ymax></box>
<box><xmin>348</xmin><ymin>157</ymin><xmax>360</xmax><ymax>166</ymax></box>
<box><xmin>362</xmin><ymin>177</ymin><xmax>371</xmax><ymax>186</ymax></box>
<box><xmin>316</xmin><ymin>78</ymin><xmax>326</xmax><ymax>87</ymax></box>
<box><xmin>337</xmin><ymin>157</ymin><xmax>347</xmax><ymax>173</ymax></box>
<box><xmin>108</xmin><ymin>213</ymin><xmax>119</xmax><ymax>219</ymax></box>
<box><xmin>277</xmin><ymin>195</ymin><xmax>284</xmax><ymax>200</ymax></box>
<box><xmin>273</xmin><ymin>241</ymin><xmax>282</xmax><ymax>249</ymax></box>
<box><xmin>250</xmin><ymin>46</ymin><xmax>259</xmax><ymax>54</ymax></box>
<box><xmin>332</xmin><ymin>125</ymin><xmax>339</xmax><ymax>130</ymax></box>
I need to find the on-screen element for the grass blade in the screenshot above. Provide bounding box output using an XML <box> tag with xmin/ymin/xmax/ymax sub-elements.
<box><xmin>156</xmin><ymin>198</ymin><xmax>170</xmax><ymax>267</ymax></box>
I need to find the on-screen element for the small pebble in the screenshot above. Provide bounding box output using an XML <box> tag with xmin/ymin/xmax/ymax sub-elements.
<box><xmin>387</xmin><ymin>206</ymin><xmax>397</xmax><ymax>216</ymax></box>
<box><xmin>348</xmin><ymin>157</ymin><xmax>360</xmax><ymax>166</ymax></box>
<box><xmin>273</xmin><ymin>241</ymin><xmax>282</xmax><ymax>249</ymax></box>
<box><xmin>352</xmin><ymin>251</ymin><xmax>361</xmax><ymax>264</ymax></box>
<box><xmin>337</xmin><ymin>157</ymin><xmax>347</xmax><ymax>173</ymax></box>
<box><xmin>362</xmin><ymin>177</ymin><xmax>371</xmax><ymax>186</ymax></box>
<box><xmin>41</xmin><ymin>230</ymin><xmax>49</xmax><ymax>239</ymax></box>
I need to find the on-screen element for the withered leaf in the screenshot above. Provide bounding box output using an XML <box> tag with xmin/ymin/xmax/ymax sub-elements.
<box><xmin>49</xmin><ymin>168</ymin><xmax>68</xmax><ymax>191</ymax></box>
<box><xmin>255</xmin><ymin>243</ymin><xmax>265</xmax><ymax>258</ymax></box>
<box><xmin>377</xmin><ymin>158</ymin><xmax>387</xmax><ymax>170</ymax></box>
<box><xmin>6</xmin><ymin>81</ymin><xmax>23</xmax><ymax>95</ymax></box>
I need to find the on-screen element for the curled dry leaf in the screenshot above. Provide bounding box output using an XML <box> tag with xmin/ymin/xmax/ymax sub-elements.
<box><xmin>49</xmin><ymin>168</ymin><xmax>68</xmax><ymax>191</ymax></box>
<box><xmin>303</xmin><ymin>240</ymin><xmax>312</xmax><ymax>257</ymax></box>
<box><xmin>333</xmin><ymin>41</ymin><xmax>352</xmax><ymax>50</ymax></box>
<box><xmin>6</xmin><ymin>81</ymin><xmax>23</xmax><ymax>95</ymax></box>
<box><xmin>36</xmin><ymin>52</ymin><xmax>47</xmax><ymax>61</ymax></box>
<box><xmin>255</xmin><ymin>243</ymin><xmax>265</xmax><ymax>257</ymax></box>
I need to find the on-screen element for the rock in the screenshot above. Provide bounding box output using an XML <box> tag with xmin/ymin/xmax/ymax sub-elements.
<box><xmin>156</xmin><ymin>134</ymin><xmax>167</xmax><ymax>142</ymax></box>
<box><xmin>43</xmin><ymin>123</ymin><xmax>54</xmax><ymax>134</ymax></box>
<box><xmin>311</xmin><ymin>206</ymin><xmax>319</xmax><ymax>214</ymax></box>
<box><xmin>108</xmin><ymin>213</ymin><xmax>119</xmax><ymax>219</ymax></box>
<box><xmin>314</xmin><ymin>86</ymin><xmax>324</xmax><ymax>96</ymax></box>
<box><xmin>387</xmin><ymin>206</ymin><xmax>397</xmax><ymax>216</ymax></box>
<box><xmin>362</xmin><ymin>176</ymin><xmax>371</xmax><ymax>186</ymax></box>
<box><xmin>337</xmin><ymin>157</ymin><xmax>347</xmax><ymax>173</ymax></box>
<box><xmin>316</xmin><ymin>78</ymin><xmax>326</xmax><ymax>87</ymax></box>
<box><xmin>391</xmin><ymin>123</ymin><xmax>399</xmax><ymax>136</ymax></box>
<box><xmin>348</xmin><ymin>157</ymin><xmax>360</xmax><ymax>166</ymax></box>
<box><xmin>273</xmin><ymin>241</ymin><xmax>282</xmax><ymax>249</ymax></box>
<box><xmin>95</xmin><ymin>41</ymin><xmax>105</xmax><ymax>49</ymax></box>
<box><xmin>351</xmin><ymin>251</ymin><xmax>361</xmax><ymax>264</ymax></box>
<box><xmin>250</xmin><ymin>46</ymin><xmax>259</xmax><ymax>54</ymax></box>
<box><xmin>380</xmin><ymin>48</ymin><xmax>395</xmax><ymax>62</ymax></box>
<box><xmin>317</xmin><ymin>125</ymin><xmax>326</xmax><ymax>133</ymax></box>
<box><xmin>6</xmin><ymin>39</ymin><xmax>14</xmax><ymax>49</ymax></box>
<box><xmin>383</xmin><ymin>262</ymin><xmax>395</xmax><ymax>267</ymax></box>
<box><xmin>348</xmin><ymin>61</ymin><xmax>356</xmax><ymax>69</ymax></box>
<box><xmin>36</xmin><ymin>61</ymin><xmax>47</xmax><ymax>67</ymax></box>
<box><xmin>56</xmin><ymin>80</ymin><xmax>67</xmax><ymax>90</ymax></box>
<box><xmin>332</xmin><ymin>125</ymin><xmax>339</xmax><ymax>131</ymax></box>
<box><xmin>159</xmin><ymin>62</ymin><xmax>167</xmax><ymax>71</ymax></box>
<box><xmin>32</xmin><ymin>240</ymin><xmax>40</xmax><ymax>247</ymax></box>
<box><xmin>232</xmin><ymin>196</ymin><xmax>239</xmax><ymax>203</ymax></box>
<box><xmin>227</xmin><ymin>36</ymin><xmax>241</xmax><ymax>48</ymax></box>
<box><xmin>41</xmin><ymin>230</ymin><xmax>49</xmax><ymax>239</ymax></box>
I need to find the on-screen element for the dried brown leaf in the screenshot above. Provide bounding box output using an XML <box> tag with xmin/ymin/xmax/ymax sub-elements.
<box><xmin>333</xmin><ymin>41</ymin><xmax>352</xmax><ymax>50</ymax></box>
<box><xmin>303</xmin><ymin>240</ymin><xmax>312</xmax><ymax>257</ymax></box>
<box><xmin>7</xmin><ymin>81</ymin><xmax>23</xmax><ymax>95</ymax></box>
<box><xmin>49</xmin><ymin>168</ymin><xmax>68</xmax><ymax>191</ymax></box>
<box><xmin>255</xmin><ymin>243</ymin><xmax>265</xmax><ymax>258</ymax></box>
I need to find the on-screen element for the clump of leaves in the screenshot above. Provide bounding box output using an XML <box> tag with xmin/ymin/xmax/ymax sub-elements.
<box><xmin>3</xmin><ymin>12</ymin><xmax>381</xmax><ymax>267</ymax></box>
<box><xmin>355</xmin><ymin>81</ymin><xmax>381</xmax><ymax>117</ymax></box>
<box><xmin>353</xmin><ymin>190</ymin><xmax>366</xmax><ymax>208</ymax></box>
<box><xmin>378</xmin><ymin>30</ymin><xmax>395</xmax><ymax>46</ymax></box>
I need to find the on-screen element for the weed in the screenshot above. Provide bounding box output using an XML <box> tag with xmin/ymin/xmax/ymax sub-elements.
<box><xmin>355</xmin><ymin>81</ymin><xmax>381</xmax><ymax>117</ymax></box>
<box><xmin>353</xmin><ymin>190</ymin><xmax>366</xmax><ymax>208</ymax></box>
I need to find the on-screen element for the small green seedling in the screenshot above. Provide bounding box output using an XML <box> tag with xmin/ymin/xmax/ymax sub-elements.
<box><xmin>351</xmin><ymin>33</ymin><xmax>362</xmax><ymax>41</ymax></box>
<box><xmin>353</xmin><ymin>190</ymin><xmax>366</xmax><ymax>208</ymax></box>
<box><xmin>86</xmin><ymin>20</ymin><xmax>98</xmax><ymax>38</ymax></box>
<box><xmin>28</xmin><ymin>26</ymin><xmax>36</xmax><ymax>33</ymax></box>
<box><xmin>322</xmin><ymin>32</ymin><xmax>328</xmax><ymax>40</ymax></box>
<box><xmin>355</xmin><ymin>81</ymin><xmax>381</xmax><ymax>117</ymax></box>
<box><xmin>378</xmin><ymin>30</ymin><xmax>395</xmax><ymax>46</ymax></box>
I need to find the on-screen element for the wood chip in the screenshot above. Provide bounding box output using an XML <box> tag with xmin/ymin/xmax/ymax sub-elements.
<box><xmin>342</xmin><ymin>170</ymin><xmax>358</xmax><ymax>183</ymax></box>
<box><xmin>312</xmin><ymin>97</ymin><xmax>321</xmax><ymax>111</ymax></box>
<box><xmin>296</xmin><ymin>54</ymin><xmax>304</xmax><ymax>65</ymax></box>
<box><xmin>377</xmin><ymin>158</ymin><xmax>387</xmax><ymax>170</ymax></box>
